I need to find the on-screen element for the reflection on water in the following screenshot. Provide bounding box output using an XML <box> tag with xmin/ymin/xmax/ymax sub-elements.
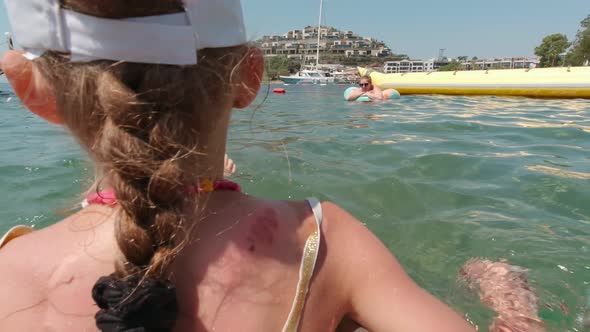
<box><xmin>1</xmin><ymin>83</ymin><xmax>589</xmax><ymax>331</ymax></box>
<box><xmin>526</xmin><ymin>165</ymin><xmax>590</xmax><ymax>179</ymax></box>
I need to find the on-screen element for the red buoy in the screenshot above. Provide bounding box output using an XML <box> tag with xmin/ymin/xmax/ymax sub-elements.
<box><xmin>273</xmin><ymin>88</ymin><xmax>286</xmax><ymax>94</ymax></box>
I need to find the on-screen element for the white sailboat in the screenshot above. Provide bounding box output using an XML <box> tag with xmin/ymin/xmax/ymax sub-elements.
<box><xmin>280</xmin><ymin>0</ymin><xmax>335</xmax><ymax>84</ymax></box>
<box><xmin>279</xmin><ymin>67</ymin><xmax>334</xmax><ymax>85</ymax></box>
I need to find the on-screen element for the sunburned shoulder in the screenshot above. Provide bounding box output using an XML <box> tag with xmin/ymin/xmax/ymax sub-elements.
<box><xmin>196</xmin><ymin>198</ymin><xmax>353</xmax><ymax>263</ymax></box>
<box><xmin>228</xmin><ymin>198</ymin><xmax>316</xmax><ymax>254</ymax></box>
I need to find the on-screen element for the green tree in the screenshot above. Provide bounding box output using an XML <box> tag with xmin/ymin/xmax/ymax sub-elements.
<box><xmin>457</xmin><ymin>56</ymin><xmax>468</xmax><ymax>61</ymax></box>
<box><xmin>380</xmin><ymin>54</ymin><xmax>410</xmax><ymax>62</ymax></box>
<box><xmin>438</xmin><ymin>61</ymin><xmax>463</xmax><ymax>71</ymax></box>
<box><xmin>565</xmin><ymin>14</ymin><xmax>590</xmax><ymax>66</ymax></box>
<box><xmin>264</xmin><ymin>56</ymin><xmax>299</xmax><ymax>81</ymax></box>
<box><xmin>534</xmin><ymin>34</ymin><xmax>570</xmax><ymax>67</ymax></box>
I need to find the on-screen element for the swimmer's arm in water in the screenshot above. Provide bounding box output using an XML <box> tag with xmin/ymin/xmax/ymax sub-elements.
<box><xmin>364</xmin><ymin>86</ymin><xmax>384</xmax><ymax>100</ymax></box>
<box><xmin>345</xmin><ymin>88</ymin><xmax>369</xmax><ymax>101</ymax></box>
<box><xmin>323</xmin><ymin>203</ymin><xmax>475</xmax><ymax>332</ymax></box>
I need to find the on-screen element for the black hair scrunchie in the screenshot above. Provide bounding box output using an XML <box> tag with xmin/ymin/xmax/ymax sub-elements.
<box><xmin>92</xmin><ymin>273</ymin><xmax>178</xmax><ymax>332</ymax></box>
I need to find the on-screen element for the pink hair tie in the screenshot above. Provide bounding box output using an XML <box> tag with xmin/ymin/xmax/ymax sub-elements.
<box><xmin>84</xmin><ymin>180</ymin><xmax>241</xmax><ymax>207</ymax></box>
<box><xmin>213</xmin><ymin>179</ymin><xmax>241</xmax><ymax>193</ymax></box>
<box><xmin>86</xmin><ymin>190</ymin><xmax>117</xmax><ymax>206</ymax></box>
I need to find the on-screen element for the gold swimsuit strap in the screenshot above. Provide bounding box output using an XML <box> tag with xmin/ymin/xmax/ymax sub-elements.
<box><xmin>0</xmin><ymin>225</ymin><xmax>34</xmax><ymax>249</ymax></box>
<box><xmin>282</xmin><ymin>198</ymin><xmax>323</xmax><ymax>332</ymax></box>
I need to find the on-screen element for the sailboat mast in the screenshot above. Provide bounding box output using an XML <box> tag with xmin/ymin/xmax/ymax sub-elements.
<box><xmin>315</xmin><ymin>0</ymin><xmax>323</xmax><ymax>68</ymax></box>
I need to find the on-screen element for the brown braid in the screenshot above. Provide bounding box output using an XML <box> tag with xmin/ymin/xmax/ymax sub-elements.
<box><xmin>33</xmin><ymin>1</ymin><xmax>250</xmax><ymax>330</ymax></box>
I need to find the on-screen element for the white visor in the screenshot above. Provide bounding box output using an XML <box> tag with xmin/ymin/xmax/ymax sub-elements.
<box><xmin>3</xmin><ymin>0</ymin><xmax>248</xmax><ymax>65</ymax></box>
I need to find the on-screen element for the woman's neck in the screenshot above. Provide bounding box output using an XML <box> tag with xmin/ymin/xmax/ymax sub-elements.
<box><xmin>185</xmin><ymin>115</ymin><xmax>231</xmax><ymax>181</ymax></box>
<box><xmin>98</xmin><ymin>113</ymin><xmax>231</xmax><ymax>189</ymax></box>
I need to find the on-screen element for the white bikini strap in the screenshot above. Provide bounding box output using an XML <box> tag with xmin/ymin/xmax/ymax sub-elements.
<box><xmin>306</xmin><ymin>197</ymin><xmax>323</xmax><ymax>227</ymax></box>
<box><xmin>281</xmin><ymin>198</ymin><xmax>323</xmax><ymax>332</ymax></box>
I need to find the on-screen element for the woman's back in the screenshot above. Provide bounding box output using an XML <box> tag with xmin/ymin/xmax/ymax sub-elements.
<box><xmin>0</xmin><ymin>193</ymin><xmax>353</xmax><ymax>331</ymax></box>
<box><xmin>170</xmin><ymin>193</ymin><xmax>343</xmax><ymax>331</ymax></box>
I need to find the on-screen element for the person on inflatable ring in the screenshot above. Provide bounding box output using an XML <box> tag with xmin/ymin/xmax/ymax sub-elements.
<box><xmin>345</xmin><ymin>75</ymin><xmax>383</xmax><ymax>101</ymax></box>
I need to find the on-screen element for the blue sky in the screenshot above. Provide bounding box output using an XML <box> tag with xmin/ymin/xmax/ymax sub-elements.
<box><xmin>0</xmin><ymin>0</ymin><xmax>588</xmax><ymax>61</ymax></box>
<box><xmin>241</xmin><ymin>0</ymin><xmax>589</xmax><ymax>59</ymax></box>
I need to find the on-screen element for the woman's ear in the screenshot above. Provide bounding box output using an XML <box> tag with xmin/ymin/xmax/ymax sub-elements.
<box><xmin>1</xmin><ymin>51</ymin><xmax>62</xmax><ymax>124</ymax></box>
<box><xmin>233</xmin><ymin>47</ymin><xmax>264</xmax><ymax>109</ymax></box>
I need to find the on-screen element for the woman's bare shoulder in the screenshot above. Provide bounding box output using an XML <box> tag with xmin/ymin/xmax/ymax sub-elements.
<box><xmin>0</xmin><ymin>206</ymin><xmax>118</xmax><ymax>329</ymax></box>
<box><xmin>0</xmin><ymin>206</ymin><xmax>118</xmax><ymax>285</ymax></box>
<box><xmin>2</xmin><ymin>205</ymin><xmax>116</xmax><ymax>251</ymax></box>
<box><xmin>318</xmin><ymin>201</ymin><xmax>380</xmax><ymax>246</ymax></box>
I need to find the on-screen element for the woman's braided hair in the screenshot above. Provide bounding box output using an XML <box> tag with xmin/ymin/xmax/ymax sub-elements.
<box><xmin>34</xmin><ymin>1</ymin><xmax>250</xmax><ymax>330</ymax></box>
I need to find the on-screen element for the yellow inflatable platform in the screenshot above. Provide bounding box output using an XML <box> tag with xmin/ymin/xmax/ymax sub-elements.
<box><xmin>358</xmin><ymin>66</ymin><xmax>590</xmax><ymax>99</ymax></box>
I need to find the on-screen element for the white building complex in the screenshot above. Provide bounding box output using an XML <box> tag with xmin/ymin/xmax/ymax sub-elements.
<box><xmin>257</xmin><ymin>26</ymin><xmax>392</xmax><ymax>62</ymax></box>
<box><xmin>384</xmin><ymin>60</ymin><xmax>447</xmax><ymax>73</ymax></box>
<box><xmin>462</xmin><ymin>57</ymin><xmax>539</xmax><ymax>70</ymax></box>
<box><xmin>384</xmin><ymin>57</ymin><xmax>539</xmax><ymax>73</ymax></box>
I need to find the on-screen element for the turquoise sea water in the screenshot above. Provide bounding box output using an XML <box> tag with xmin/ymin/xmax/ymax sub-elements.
<box><xmin>1</xmin><ymin>82</ymin><xmax>589</xmax><ymax>331</ymax></box>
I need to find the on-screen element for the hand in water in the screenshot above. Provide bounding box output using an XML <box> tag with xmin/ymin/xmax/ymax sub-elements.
<box><xmin>461</xmin><ymin>258</ymin><xmax>545</xmax><ymax>332</ymax></box>
<box><xmin>224</xmin><ymin>154</ymin><xmax>236</xmax><ymax>177</ymax></box>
